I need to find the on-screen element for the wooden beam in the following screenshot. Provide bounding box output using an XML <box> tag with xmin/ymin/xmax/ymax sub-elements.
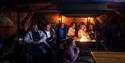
<box><xmin>113</xmin><ymin>10</ymin><xmax>125</xmax><ymax>30</ymax></box>
<box><xmin>21</xmin><ymin>12</ymin><xmax>33</xmax><ymax>27</ymax></box>
<box><xmin>100</xmin><ymin>14</ymin><xmax>113</xmax><ymax>29</ymax></box>
<box><xmin>113</xmin><ymin>10</ymin><xmax>124</xmax><ymax>19</ymax></box>
<box><xmin>18</xmin><ymin>10</ymin><xmax>59</xmax><ymax>13</ymax></box>
<box><xmin>0</xmin><ymin>0</ymin><xmax>52</xmax><ymax>5</ymax></box>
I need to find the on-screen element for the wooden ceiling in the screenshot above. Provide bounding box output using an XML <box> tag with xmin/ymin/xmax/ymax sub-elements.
<box><xmin>0</xmin><ymin>0</ymin><xmax>125</xmax><ymax>17</ymax></box>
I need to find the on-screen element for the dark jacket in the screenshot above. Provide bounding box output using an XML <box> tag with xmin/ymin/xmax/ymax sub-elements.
<box><xmin>57</xmin><ymin>27</ymin><xmax>66</xmax><ymax>40</ymax></box>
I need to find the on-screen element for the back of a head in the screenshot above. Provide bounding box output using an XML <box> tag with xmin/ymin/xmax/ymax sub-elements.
<box><xmin>66</xmin><ymin>38</ymin><xmax>74</xmax><ymax>46</ymax></box>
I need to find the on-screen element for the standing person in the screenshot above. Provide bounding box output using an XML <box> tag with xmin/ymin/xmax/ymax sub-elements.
<box><xmin>24</xmin><ymin>24</ymin><xmax>48</xmax><ymax>63</ymax></box>
<box><xmin>67</xmin><ymin>22</ymin><xmax>76</xmax><ymax>38</ymax></box>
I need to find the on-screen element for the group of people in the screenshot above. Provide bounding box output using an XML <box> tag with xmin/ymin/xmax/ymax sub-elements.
<box><xmin>0</xmin><ymin>20</ymin><xmax>96</xmax><ymax>63</ymax></box>
<box><xmin>17</xmin><ymin>22</ymin><xmax>92</xmax><ymax>63</ymax></box>
<box><xmin>18</xmin><ymin>22</ymin><xmax>80</xmax><ymax>63</ymax></box>
<box><xmin>24</xmin><ymin>21</ymin><xmax>92</xmax><ymax>45</ymax></box>
<box><xmin>57</xmin><ymin>22</ymin><xmax>90</xmax><ymax>41</ymax></box>
<box><xmin>23</xmin><ymin>23</ymin><xmax>56</xmax><ymax>63</ymax></box>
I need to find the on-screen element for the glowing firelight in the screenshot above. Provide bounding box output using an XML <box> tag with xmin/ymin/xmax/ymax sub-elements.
<box><xmin>79</xmin><ymin>35</ymin><xmax>88</xmax><ymax>42</ymax></box>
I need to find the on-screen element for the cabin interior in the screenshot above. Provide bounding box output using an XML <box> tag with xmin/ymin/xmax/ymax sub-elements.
<box><xmin>0</xmin><ymin>0</ymin><xmax>125</xmax><ymax>63</ymax></box>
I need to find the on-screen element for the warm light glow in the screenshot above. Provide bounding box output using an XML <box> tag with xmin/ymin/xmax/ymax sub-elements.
<box><xmin>87</xmin><ymin>17</ymin><xmax>91</xmax><ymax>20</ymax></box>
<box><xmin>81</xmin><ymin>18</ymin><xmax>87</xmax><ymax>25</ymax></box>
<box><xmin>59</xmin><ymin>17</ymin><xmax>61</xmax><ymax>21</ymax></box>
<box><xmin>79</xmin><ymin>35</ymin><xmax>88</xmax><ymax>42</ymax></box>
<box><xmin>58</xmin><ymin>15</ymin><xmax>66</xmax><ymax>23</ymax></box>
<box><xmin>62</xmin><ymin>15</ymin><xmax>67</xmax><ymax>23</ymax></box>
<box><xmin>87</xmin><ymin>17</ymin><xmax>95</xmax><ymax>25</ymax></box>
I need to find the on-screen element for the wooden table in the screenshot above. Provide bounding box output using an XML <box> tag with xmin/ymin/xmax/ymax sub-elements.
<box><xmin>92</xmin><ymin>52</ymin><xmax>125</xmax><ymax>63</ymax></box>
<box><xmin>75</xmin><ymin>40</ymin><xmax>96</xmax><ymax>50</ymax></box>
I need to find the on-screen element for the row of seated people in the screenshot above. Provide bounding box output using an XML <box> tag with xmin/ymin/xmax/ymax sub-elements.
<box><xmin>0</xmin><ymin>21</ymin><xmax>94</xmax><ymax>63</ymax></box>
<box><xmin>57</xmin><ymin>22</ymin><xmax>95</xmax><ymax>42</ymax></box>
<box><xmin>14</xmin><ymin>23</ymin><xmax>80</xmax><ymax>63</ymax></box>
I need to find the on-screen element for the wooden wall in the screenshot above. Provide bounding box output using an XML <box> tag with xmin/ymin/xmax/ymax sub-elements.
<box><xmin>0</xmin><ymin>9</ymin><xmax>125</xmax><ymax>40</ymax></box>
<box><xmin>0</xmin><ymin>8</ymin><xmax>18</xmax><ymax>38</ymax></box>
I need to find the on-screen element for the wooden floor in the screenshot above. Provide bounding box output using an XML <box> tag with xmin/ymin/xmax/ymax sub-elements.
<box><xmin>92</xmin><ymin>52</ymin><xmax>125</xmax><ymax>63</ymax></box>
<box><xmin>1</xmin><ymin>45</ymin><xmax>125</xmax><ymax>63</ymax></box>
<box><xmin>75</xmin><ymin>49</ymin><xmax>95</xmax><ymax>63</ymax></box>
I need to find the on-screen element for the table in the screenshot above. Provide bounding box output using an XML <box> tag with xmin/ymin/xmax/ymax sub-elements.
<box><xmin>92</xmin><ymin>52</ymin><xmax>125</xmax><ymax>63</ymax></box>
<box><xmin>75</xmin><ymin>40</ymin><xmax>96</xmax><ymax>50</ymax></box>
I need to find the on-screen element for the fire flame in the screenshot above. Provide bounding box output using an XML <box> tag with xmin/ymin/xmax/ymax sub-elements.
<box><xmin>79</xmin><ymin>35</ymin><xmax>88</xmax><ymax>42</ymax></box>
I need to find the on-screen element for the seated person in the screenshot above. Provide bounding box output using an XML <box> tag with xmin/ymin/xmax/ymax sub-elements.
<box><xmin>67</xmin><ymin>22</ymin><xmax>76</xmax><ymax>38</ymax></box>
<box><xmin>57</xmin><ymin>23</ymin><xmax>66</xmax><ymax>41</ymax></box>
<box><xmin>24</xmin><ymin>24</ymin><xmax>48</xmax><ymax>63</ymax></box>
<box><xmin>56</xmin><ymin>23</ymin><xmax>67</xmax><ymax>49</ymax></box>
<box><xmin>89</xmin><ymin>24</ymin><xmax>95</xmax><ymax>40</ymax></box>
<box><xmin>24</xmin><ymin>24</ymin><xmax>48</xmax><ymax>45</ymax></box>
<box><xmin>63</xmin><ymin>38</ymin><xmax>80</xmax><ymax>63</ymax></box>
<box><xmin>78</xmin><ymin>24</ymin><xmax>90</xmax><ymax>40</ymax></box>
<box><xmin>43</xmin><ymin>23</ymin><xmax>56</xmax><ymax>46</ymax></box>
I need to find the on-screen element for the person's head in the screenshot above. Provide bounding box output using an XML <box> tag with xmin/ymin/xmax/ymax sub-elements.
<box><xmin>46</xmin><ymin>23</ymin><xmax>51</xmax><ymax>31</ymax></box>
<box><xmin>66</xmin><ymin>38</ymin><xmax>75</xmax><ymax>47</ymax></box>
<box><xmin>60</xmin><ymin>23</ymin><xmax>65</xmax><ymax>28</ymax></box>
<box><xmin>31</xmin><ymin>24</ymin><xmax>38</xmax><ymax>32</ymax></box>
<box><xmin>80</xmin><ymin>24</ymin><xmax>86</xmax><ymax>31</ymax></box>
<box><xmin>71</xmin><ymin>22</ymin><xmax>76</xmax><ymax>29</ymax></box>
